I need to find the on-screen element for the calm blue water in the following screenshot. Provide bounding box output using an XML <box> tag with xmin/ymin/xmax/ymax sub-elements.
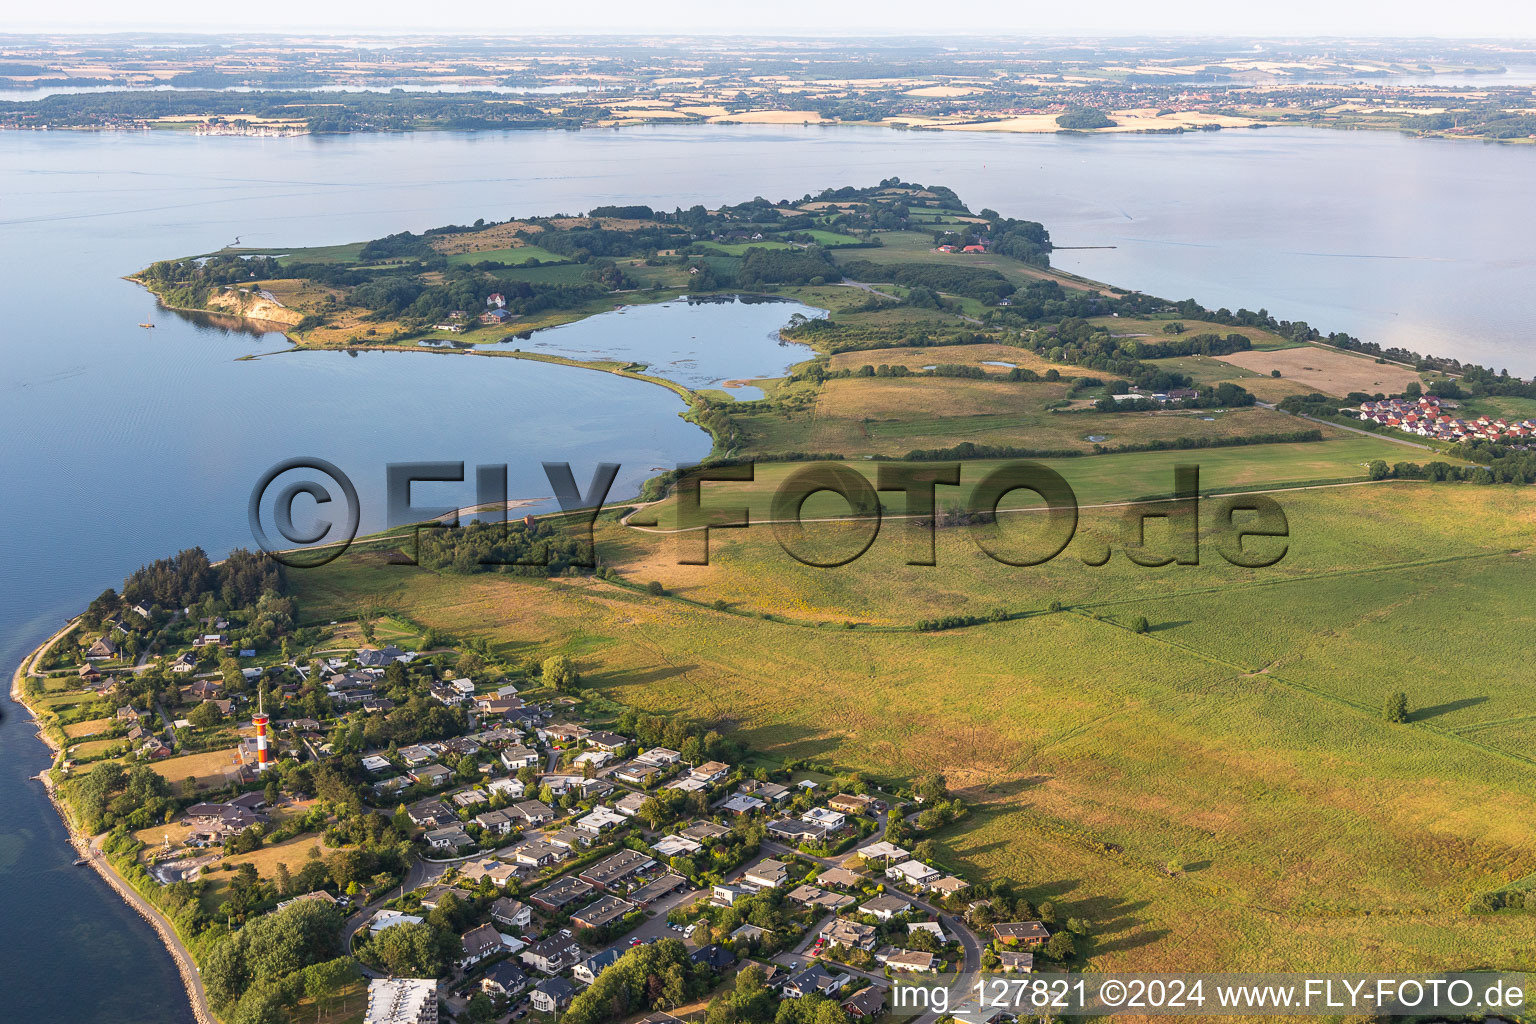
<box><xmin>0</xmin><ymin>122</ymin><xmax>1533</xmax><ymax>1022</ymax></box>
<box><xmin>503</xmin><ymin>296</ymin><xmax>818</xmax><ymax>389</ymax></box>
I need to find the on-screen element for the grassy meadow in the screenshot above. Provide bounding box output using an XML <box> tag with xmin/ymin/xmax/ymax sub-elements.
<box><xmin>735</xmin><ymin>375</ymin><xmax>1352</xmax><ymax>456</ymax></box>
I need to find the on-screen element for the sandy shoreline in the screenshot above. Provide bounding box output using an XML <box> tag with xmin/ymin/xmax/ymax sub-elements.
<box><xmin>10</xmin><ymin>623</ymin><xmax>215</xmax><ymax>1024</ymax></box>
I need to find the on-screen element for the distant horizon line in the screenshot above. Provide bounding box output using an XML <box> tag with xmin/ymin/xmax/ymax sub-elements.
<box><xmin>3</xmin><ymin>29</ymin><xmax>1535</xmax><ymax>43</ymax></box>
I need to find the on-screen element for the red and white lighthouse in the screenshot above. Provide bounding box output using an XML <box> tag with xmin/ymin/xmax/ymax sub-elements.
<box><xmin>253</xmin><ymin>693</ymin><xmax>270</xmax><ymax>772</ymax></box>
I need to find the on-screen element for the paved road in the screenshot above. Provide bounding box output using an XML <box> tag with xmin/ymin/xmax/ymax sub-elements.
<box><xmin>1259</xmin><ymin>401</ymin><xmax>1445</xmax><ymax>452</ymax></box>
<box><xmin>342</xmin><ymin>854</ymin><xmax>447</xmax><ymax>969</ymax></box>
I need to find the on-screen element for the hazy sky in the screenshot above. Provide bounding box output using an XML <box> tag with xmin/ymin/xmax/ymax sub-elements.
<box><xmin>9</xmin><ymin>1</ymin><xmax>1536</xmax><ymax>38</ymax></box>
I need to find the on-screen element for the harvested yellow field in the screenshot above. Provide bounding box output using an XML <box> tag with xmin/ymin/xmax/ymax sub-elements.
<box><xmin>65</xmin><ymin>717</ymin><xmax>113</xmax><ymax>739</ymax></box>
<box><xmin>1216</xmin><ymin>346</ymin><xmax>1422</xmax><ymax>396</ymax></box>
<box><xmin>905</xmin><ymin>85</ymin><xmax>982</xmax><ymax>97</ymax></box>
<box><xmin>148</xmin><ymin>747</ymin><xmax>249</xmax><ymax>791</ymax></box>
<box><xmin>433</xmin><ymin>221</ymin><xmax>546</xmax><ymax>254</ymax></box>
<box><xmin>222</xmin><ymin>834</ymin><xmax>332</xmax><ymax>879</ymax></box>
<box><xmin>826</xmin><ymin>343</ymin><xmax>1075</xmax><ymax>376</ymax></box>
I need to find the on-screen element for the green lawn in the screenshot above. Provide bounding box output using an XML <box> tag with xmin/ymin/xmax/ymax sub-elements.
<box><xmin>445</xmin><ymin>245</ymin><xmax>570</xmax><ymax>267</ymax></box>
<box><xmin>779</xmin><ymin>229</ymin><xmax>865</xmax><ymax>247</ymax></box>
<box><xmin>695</xmin><ymin>240</ymin><xmax>797</xmax><ymax>256</ymax></box>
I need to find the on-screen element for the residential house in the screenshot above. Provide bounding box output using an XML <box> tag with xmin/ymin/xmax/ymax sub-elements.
<box><xmin>473</xmin><ymin>809</ymin><xmax>517</xmax><ymax>836</ymax></box>
<box><xmin>680</xmin><ymin>821</ymin><xmax>732</xmax><ymax>843</ymax></box>
<box><xmin>860</xmin><ymin>894</ymin><xmax>912</xmax><ymax>920</ymax></box>
<box><xmin>355</xmin><ymin>645</ymin><xmax>407</xmax><ymax>667</ymax></box>
<box><xmin>189</xmin><ymin>679</ymin><xmax>223</xmax><ymax>700</ymax></box>
<box><xmin>651</xmin><ymin>834</ymin><xmax>702</xmax><ymax>858</ymax></box>
<box><xmin>690</xmin><ymin>944</ymin><xmax>735</xmax><ymax>971</ymax></box>
<box><xmin>573</xmin><ymin>749</ymin><xmax>612</xmax><ymax>769</ymax></box>
<box><xmin>520</xmin><ymin>932</ymin><xmax>584</xmax><ymax>974</ymax></box>
<box><xmin>490</xmin><ymin>897</ymin><xmax>532</xmax><ymax>930</ymax></box>
<box><xmin>541</xmin><ymin>774</ymin><xmax>585</xmax><ymax>797</ymax></box>
<box><xmin>743</xmin><ymin>859</ymin><xmax>790</xmax><ymax>889</ymax></box>
<box><xmin>585</xmin><ymin>731</ymin><xmax>628</xmax><ymax>752</ymax></box>
<box><xmin>731</xmin><ymin>923</ymin><xmax>769</xmax><ymax>945</ymax></box>
<box><xmin>842</xmin><ymin>987</ymin><xmax>886</xmax><ymax>1018</ymax></box>
<box><xmin>855</xmin><ymin>841</ymin><xmax>908</xmax><ymax>863</ymax></box>
<box><xmin>406</xmin><ymin>799</ymin><xmax>456</xmax><ymax>828</ymax></box>
<box><xmin>368</xmin><ymin>909</ymin><xmax>424</xmax><ymax>934</ymax></box>
<box><xmin>486</xmin><ymin>777</ymin><xmax>526</xmax><ymax>800</ymax></box>
<box><xmin>613</xmin><ymin>791</ymin><xmax>648</xmax><ymax>817</ymax></box>
<box><xmin>786</xmin><ymin>884</ymin><xmax>854</xmax><ymax>911</ymax></box>
<box><xmin>783</xmin><ymin>964</ymin><xmax>852</xmax><ymax>999</ymax></box>
<box><xmin>398</xmin><ymin>744</ymin><xmax>437</xmax><ymax>768</ymax></box>
<box><xmin>546</xmin><ymin>827</ymin><xmax>589</xmax><ymax>851</ymax></box>
<box><xmin>741</xmin><ymin>780</ymin><xmax>791</xmax><ymax>804</ymax></box>
<box><xmin>614</xmin><ymin>761</ymin><xmax>660</xmax><ymax>786</ymax></box>
<box><xmin>460</xmin><ymin>923</ymin><xmax>505</xmax><ymax>968</ymax></box>
<box><xmin>86</xmin><ymin>637</ymin><xmax>119</xmax><ymax>660</ymax></box>
<box><xmin>908</xmin><ymin>920</ymin><xmax>947</xmax><ymax>944</ymax></box>
<box><xmin>802</xmin><ymin>807</ymin><xmax>846</xmax><ymax>830</ymax></box>
<box><xmin>721</xmin><ymin>793</ymin><xmax>766</xmax><ymax>815</ymax></box>
<box><xmin>530</xmin><ymin>977</ymin><xmax>576</xmax><ymax>1013</ymax></box>
<box><xmin>530</xmin><ymin>876</ymin><xmax>595</xmax><ymax>913</ymax></box>
<box><xmin>542</xmin><ymin>723</ymin><xmax>589</xmax><ymax>745</ymax></box>
<box><xmin>992</xmin><ymin>921</ymin><xmax>1051</xmax><ymax>947</ymax></box>
<box><xmin>511</xmin><ymin>840</ymin><xmax>564</xmax><ymax>868</ymax></box>
<box><xmin>361</xmin><ymin>754</ymin><xmax>392</xmax><ymax>773</ymax></box>
<box><xmin>927</xmin><ymin>876</ymin><xmax>970</xmax><ymax>899</ymax></box>
<box><xmin>827</xmin><ymin>793</ymin><xmax>875</xmax><ymax>815</ymax></box>
<box><xmin>820</xmin><ymin>917</ymin><xmax>878</xmax><ymax>952</ymax></box>
<box><xmin>451</xmin><ymin>789</ymin><xmax>488</xmax><ymax>810</ymax></box>
<box><xmin>408</xmin><ymin>763</ymin><xmax>452</xmax><ymax>789</ymax></box>
<box><xmin>633</xmin><ymin>747</ymin><xmax>681</xmax><ymax>767</ymax></box>
<box><xmin>461</xmin><ymin>858</ymin><xmax>519</xmax><ymax>887</ymax></box>
<box><xmin>509</xmin><ymin>800</ymin><xmax>555</xmax><ymax>826</ymax></box>
<box><xmin>576</xmin><ymin>806</ymin><xmax>626</xmax><ymax>834</ymax></box>
<box><xmin>500</xmin><ymin>746</ymin><xmax>539</xmax><ymax>770</ymax></box>
<box><xmin>766</xmin><ymin>819</ymin><xmax>829</xmax><ymax>844</ymax></box>
<box><xmin>816</xmin><ymin>867</ymin><xmax>864</xmax><ymax>889</ymax></box>
<box><xmin>573</xmin><ymin>946</ymin><xmax>623</xmax><ymax>985</ymax></box>
<box><xmin>424</xmin><ymin>825</ymin><xmax>473</xmax><ymax>852</ymax></box>
<box><xmin>886</xmin><ymin>860</ymin><xmax>941</xmax><ymax>889</ymax></box>
<box><xmin>883</xmin><ymin>950</ymin><xmax>936</xmax><ymax>972</ymax></box>
<box><xmin>571</xmin><ymin>895</ymin><xmax>636</xmax><ymax>929</ymax></box>
<box><xmin>627</xmin><ymin>873</ymin><xmax>687</xmax><ymax>906</ymax></box>
<box><xmin>690</xmin><ymin>760</ymin><xmax>730</xmax><ymax>784</ymax></box>
<box><xmin>373</xmin><ymin>776</ymin><xmax>410</xmax><ymax>799</ymax></box>
<box><xmin>711</xmin><ymin>883</ymin><xmax>755</xmax><ymax>906</ymax></box>
<box><xmin>580</xmin><ymin>849</ymin><xmax>656</xmax><ymax>890</ymax></box>
<box><xmin>480</xmin><ymin>961</ymin><xmax>529</xmax><ymax>999</ymax></box>
<box><xmin>996</xmin><ymin>951</ymin><xmax>1035</xmax><ymax>973</ymax></box>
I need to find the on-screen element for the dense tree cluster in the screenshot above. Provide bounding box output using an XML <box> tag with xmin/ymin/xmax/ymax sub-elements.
<box><xmin>121</xmin><ymin>546</ymin><xmax>285</xmax><ymax>611</ymax></box>
<box><xmin>414</xmin><ymin>518</ymin><xmax>599</xmax><ymax>575</ymax></box>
